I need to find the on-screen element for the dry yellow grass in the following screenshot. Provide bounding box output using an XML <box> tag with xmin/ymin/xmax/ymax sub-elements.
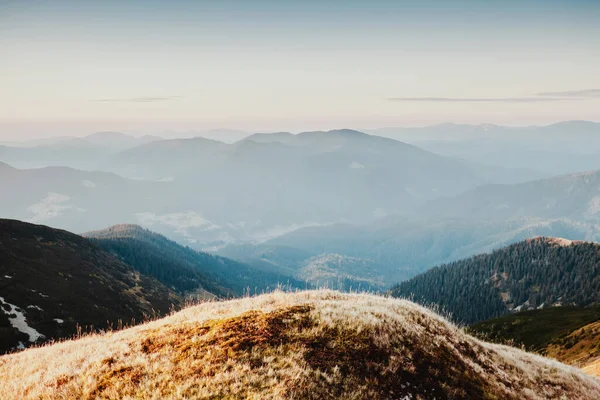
<box><xmin>583</xmin><ymin>360</ymin><xmax>600</xmax><ymax>377</ymax></box>
<box><xmin>1</xmin><ymin>290</ymin><xmax>599</xmax><ymax>399</ymax></box>
<box><xmin>547</xmin><ymin>321</ymin><xmax>600</xmax><ymax>367</ymax></box>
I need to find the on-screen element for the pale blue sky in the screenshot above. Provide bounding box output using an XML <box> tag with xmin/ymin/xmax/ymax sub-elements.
<box><xmin>1</xmin><ymin>0</ymin><xmax>599</xmax><ymax>138</ymax></box>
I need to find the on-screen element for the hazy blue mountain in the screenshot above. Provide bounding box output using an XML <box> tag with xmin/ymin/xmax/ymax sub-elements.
<box><xmin>4</xmin><ymin>126</ymin><xmax>599</xmax><ymax>256</ymax></box>
<box><xmin>0</xmin><ymin>162</ymin><xmax>170</xmax><ymax>233</ymax></box>
<box><xmin>194</xmin><ymin>129</ymin><xmax>250</xmax><ymax>143</ymax></box>
<box><xmin>368</xmin><ymin>121</ymin><xmax>600</xmax><ymax>176</ymax></box>
<box><xmin>267</xmin><ymin>218</ymin><xmax>597</xmax><ymax>282</ymax></box>
<box><xmin>217</xmin><ymin>242</ymin><xmax>383</xmax><ymax>290</ymax></box>
<box><xmin>106</xmin><ymin>129</ymin><xmax>487</xmax><ymax>227</ymax></box>
<box><xmin>0</xmin><ymin>132</ymin><xmax>162</xmax><ymax>170</ymax></box>
<box><xmin>244</xmin><ymin>166</ymin><xmax>600</xmax><ymax>284</ymax></box>
<box><xmin>0</xmin><ymin>139</ymin><xmax>111</xmax><ymax>170</ymax></box>
<box><xmin>424</xmin><ymin>169</ymin><xmax>600</xmax><ymax>221</ymax></box>
<box><xmin>84</xmin><ymin>131</ymin><xmax>161</xmax><ymax>150</ymax></box>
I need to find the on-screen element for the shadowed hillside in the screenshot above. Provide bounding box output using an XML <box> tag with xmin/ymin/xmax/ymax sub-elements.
<box><xmin>1</xmin><ymin>291</ymin><xmax>599</xmax><ymax>399</ymax></box>
<box><xmin>84</xmin><ymin>224</ymin><xmax>306</xmax><ymax>297</ymax></box>
<box><xmin>469</xmin><ymin>306</ymin><xmax>600</xmax><ymax>376</ymax></box>
<box><xmin>0</xmin><ymin>219</ymin><xmax>181</xmax><ymax>354</ymax></box>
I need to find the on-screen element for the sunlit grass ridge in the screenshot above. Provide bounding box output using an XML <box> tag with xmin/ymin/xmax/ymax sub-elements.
<box><xmin>1</xmin><ymin>290</ymin><xmax>599</xmax><ymax>399</ymax></box>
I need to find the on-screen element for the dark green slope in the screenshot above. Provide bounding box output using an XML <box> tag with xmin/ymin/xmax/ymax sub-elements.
<box><xmin>85</xmin><ymin>224</ymin><xmax>305</xmax><ymax>297</ymax></box>
<box><xmin>391</xmin><ymin>237</ymin><xmax>600</xmax><ymax>324</ymax></box>
<box><xmin>0</xmin><ymin>219</ymin><xmax>181</xmax><ymax>353</ymax></box>
<box><xmin>468</xmin><ymin>306</ymin><xmax>600</xmax><ymax>353</ymax></box>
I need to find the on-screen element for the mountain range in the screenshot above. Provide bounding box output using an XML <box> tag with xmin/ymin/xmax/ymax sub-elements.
<box><xmin>368</xmin><ymin>120</ymin><xmax>600</xmax><ymax>177</ymax></box>
<box><xmin>3</xmin><ymin>118</ymin><xmax>600</xmax><ymax>396</ymax></box>
<box><xmin>0</xmin><ymin>129</ymin><xmax>493</xmax><ymax>249</ymax></box>
<box><xmin>219</xmin><ymin>167</ymin><xmax>600</xmax><ymax>284</ymax></box>
<box><xmin>3</xmin><ymin>124</ymin><xmax>600</xmax><ymax>291</ymax></box>
<box><xmin>4</xmin><ymin>124</ymin><xmax>598</xmax><ymax>257</ymax></box>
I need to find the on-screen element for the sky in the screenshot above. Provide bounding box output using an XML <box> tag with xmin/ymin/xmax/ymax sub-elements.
<box><xmin>1</xmin><ymin>0</ymin><xmax>600</xmax><ymax>138</ymax></box>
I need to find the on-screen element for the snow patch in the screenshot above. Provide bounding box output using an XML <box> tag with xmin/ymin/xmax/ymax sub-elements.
<box><xmin>54</xmin><ymin>318</ymin><xmax>64</xmax><ymax>324</ymax></box>
<box><xmin>349</xmin><ymin>161</ymin><xmax>365</xmax><ymax>169</ymax></box>
<box><xmin>0</xmin><ymin>296</ymin><xmax>45</xmax><ymax>342</ymax></box>
<box><xmin>512</xmin><ymin>300</ymin><xmax>530</xmax><ymax>312</ymax></box>
<box><xmin>27</xmin><ymin>305</ymin><xmax>43</xmax><ymax>311</ymax></box>
<box><xmin>4</xmin><ymin>275</ymin><xmax>13</xmax><ymax>279</ymax></box>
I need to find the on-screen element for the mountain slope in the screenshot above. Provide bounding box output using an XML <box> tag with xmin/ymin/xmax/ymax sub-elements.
<box><xmin>105</xmin><ymin>130</ymin><xmax>487</xmax><ymax>234</ymax></box>
<box><xmin>1</xmin><ymin>290</ymin><xmax>599</xmax><ymax>399</ymax></box>
<box><xmin>368</xmin><ymin>121</ymin><xmax>600</xmax><ymax>177</ymax></box>
<box><xmin>468</xmin><ymin>306</ymin><xmax>600</xmax><ymax>374</ymax></box>
<box><xmin>0</xmin><ymin>219</ymin><xmax>181</xmax><ymax>353</ymax></box>
<box><xmin>218</xmin><ymin>242</ymin><xmax>384</xmax><ymax>290</ymax></box>
<box><xmin>85</xmin><ymin>224</ymin><xmax>305</xmax><ymax>296</ymax></box>
<box><xmin>0</xmin><ymin>162</ymin><xmax>170</xmax><ymax>234</ymax></box>
<box><xmin>0</xmin><ymin>139</ymin><xmax>111</xmax><ymax>170</ymax></box>
<box><xmin>427</xmin><ymin>169</ymin><xmax>600</xmax><ymax>221</ymax></box>
<box><xmin>391</xmin><ymin>237</ymin><xmax>600</xmax><ymax>323</ymax></box>
<box><xmin>265</xmin><ymin>217</ymin><xmax>600</xmax><ymax>283</ymax></box>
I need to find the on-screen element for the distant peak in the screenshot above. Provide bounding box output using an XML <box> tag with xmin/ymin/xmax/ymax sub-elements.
<box><xmin>296</xmin><ymin>129</ymin><xmax>369</xmax><ymax>139</ymax></box>
<box><xmin>84</xmin><ymin>224</ymin><xmax>149</xmax><ymax>239</ymax></box>
<box><xmin>544</xmin><ymin>120</ymin><xmax>599</xmax><ymax>129</ymax></box>
<box><xmin>85</xmin><ymin>131</ymin><xmax>131</xmax><ymax>139</ymax></box>
<box><xmin>327</xmin><ymin>129</ymin><xmax>369</xmax><ymax>137</ymax></box>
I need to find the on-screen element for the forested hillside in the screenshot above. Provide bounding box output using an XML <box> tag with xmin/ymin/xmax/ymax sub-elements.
<box><xmin>0</xmin><ymin>219</ymin><xmax>180</xmax><ymax>353</ymax></box>
<box><xmin>391</xmin><ymin>237</ymin><xmax>600</xmax><ymax>323</ymax></box>
<box><xmin>85</xmin><ymin>225</ymin><xmax>305</xmax><ymax>297</ymax></box>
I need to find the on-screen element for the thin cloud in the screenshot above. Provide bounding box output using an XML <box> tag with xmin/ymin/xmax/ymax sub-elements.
<box><xmin>91</xmin><ymin>96</ymin><xmax>182</xmax><ymax>103</ymax></box>
<box><xmin>537</xmin><ymin>89</ymin><xmax>600</xmax><ymax>97</ymax></box>
<box><xmin>388</xmin><ymin>97</ymin><xmax>567</xmax><ymax>103</ymax></box>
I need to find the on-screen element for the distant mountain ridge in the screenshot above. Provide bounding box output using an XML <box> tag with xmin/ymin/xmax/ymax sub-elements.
<box><xmin>391</xmin><ymin>237</ymin><xmax>600</xmax><ymax>324</ymax></box>
<box><xmin>1</xmin><ymin>129</ymin><xmax>499</xmax><ymax>249</ymax></box>
<box><xmin>0</xmin><ymin>162</ymin><xmax>165</xmax><ymax>233</ymax></box>
<box><xmin>424</xmin><ymin>168</ymin><xmax>600</xmax><ymax>221</ymax></box>
<box><xmin>0</xmin><ymin>219</ymin><xmax>181</xmax><ymax>353</ymax></box>
<box><xmin>3</xmin><ymin>124</ymin><xmax>599</xmax><ymax>257</ymax></box>
<box><xmin>0</xmin><ymin>132</ymin><xmax>162</xmax><ymax>170</ymax></box>
<box><xmin>368</xmin><ymin>120</ymin><xmax>600</xmax><ymax>177</ymax></box>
